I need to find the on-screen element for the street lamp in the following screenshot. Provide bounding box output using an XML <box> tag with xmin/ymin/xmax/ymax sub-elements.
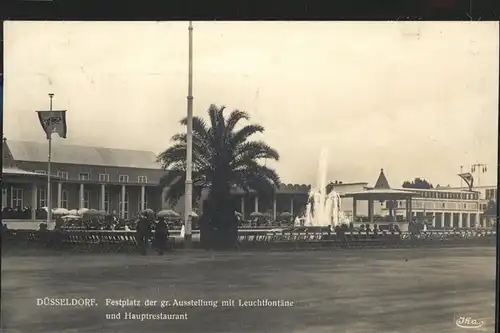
<box><xmin>471</xmin><ymin>163</ymin><xmax>487</xmax><ymax>228</ymax></box>
<box><xmin>183</xmin><ymin>21</ymin><xmax>194</xmax><ymax>245</ymax></box>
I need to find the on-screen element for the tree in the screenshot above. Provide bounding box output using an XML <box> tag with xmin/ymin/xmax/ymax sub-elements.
<box><xmin>402</xmin><ymin>178</ymin><xmax>434</xmax><ymax>189</ymax></box>
<box><xmin>157</xmin><ymin>104</ymin><xmax>280</xmax><ymax>250</ymax></box>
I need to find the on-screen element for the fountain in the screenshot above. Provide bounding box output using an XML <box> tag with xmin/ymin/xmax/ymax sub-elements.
<box><xmin>297</xmin><ymin>148</ymin><xmax>349</xmax><ymax>227</ymax></box>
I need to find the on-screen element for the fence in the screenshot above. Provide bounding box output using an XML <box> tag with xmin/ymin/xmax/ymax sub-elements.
<box><xmin>1</xmin><ymin>229</ymin><xmax>496</xmax><ymax>253</ymax></box>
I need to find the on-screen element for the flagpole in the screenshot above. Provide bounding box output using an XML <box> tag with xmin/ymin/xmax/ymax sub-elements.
<box><xmin>47</xmin><ymin>93</ymin><xmax>54</xmax><ymax>226</ymax></box>
<box><xmin>184</xmin><ymin>21</ymin><xmax>194</xmax><ymax>245</ymax></box>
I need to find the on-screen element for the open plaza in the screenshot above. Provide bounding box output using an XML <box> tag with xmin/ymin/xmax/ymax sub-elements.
<box><xmin>1</xmin><ymin>247</ymin><xmax>496</xmax><ymax>333</ymax></box>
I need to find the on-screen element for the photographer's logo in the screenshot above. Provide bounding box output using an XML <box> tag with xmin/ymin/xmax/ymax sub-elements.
<box><xmin>456</xmin><ymin>316</ymin><xmax>484</xmax><ymax>329</ymax></box>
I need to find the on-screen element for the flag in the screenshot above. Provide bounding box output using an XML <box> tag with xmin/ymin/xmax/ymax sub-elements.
<box><xmin>458</xmin><ymin>173</ymin><xmax>474</xmax><ymax>191</ymax></box>
<box><xmin>36</xmin><ymin>110</ymin><xmax>67</xmax><ymax>139</ymax></box>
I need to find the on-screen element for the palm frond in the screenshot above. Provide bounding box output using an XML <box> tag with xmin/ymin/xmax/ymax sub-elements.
<box><xmin>232</xmin><ymin>124</ymin><xmax>265</xmax><ymax>146</ymax></box>
<box><xmin>231</xmin><ymin>141</ymin><xmax>280</xmax><ymax>169</ymax></box>
<box><xmin>225</xmin><ymin>109</ymin><xmax>249</xmax><ymax>135</ymax></box>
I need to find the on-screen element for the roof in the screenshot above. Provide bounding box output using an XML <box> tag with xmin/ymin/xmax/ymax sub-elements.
<box><xmin>341</xmin><ymin>188</ymin><xmax>418</xmax><ymax>200</ymax></box>
<box><xmin>6</xmin><ymin>140</ymin><xmax>162</xmax><ymax>170</ymax></box>
<box><xmin>403</xmin><ymin>187</ymin><xmax>479</xmax><ymax>193</ymax></box>
<box><xmin>341</xmin><ymin>168</ymin><xmax>417</xmax><ymax>199</ymax></box>
<box><xmin>374</xmin><ymin>169</ymin><xmax>390</xmax><ymax>189</ymax></box>
<box><xmin>2</xmin><ymin>167</ymin><xmax>52</xmax><ymax>177</ymax></box>
<box><xmin>231</xmin><ymin>183</ymin><xmax>311</xmax><ymax>194</ymax></box>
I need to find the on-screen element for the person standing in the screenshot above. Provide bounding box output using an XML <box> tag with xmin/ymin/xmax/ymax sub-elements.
<box><xmin>154</xmin><ymin>217</ymin><xmax>169</xmax><ymax>255</ymax></box>
<box><xmin>136</xmin><ymin>213</ymin><xmax>152</xmax><ymax>255</ymax></box>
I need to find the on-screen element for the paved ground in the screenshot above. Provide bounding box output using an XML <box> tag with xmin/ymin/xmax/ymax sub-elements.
<box><xmin>1</xmin><ymin>247</ymin><xmax>496</xmax><ymax>333</ymax></box>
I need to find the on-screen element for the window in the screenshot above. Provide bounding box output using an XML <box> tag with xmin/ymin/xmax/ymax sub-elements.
<box><xmin>138</xmin><ymin>176</ymin><xmax>148</xmax><ymax>183</ymax></box>
<box><xmin>442</xmin><ymin>203</ymin><xmax>446</xmax><ymax>208</ymax></box>
<box><xmin>38</xmin><ymin>188</ymin><xmax>47</xmax><ymax>208</ymax></box>
<box><xmin>119</xmin><ymin>191</ymin><xmax>129</xmax><ymax>219</ymax></box>
<box><xmin>79</xmin><ymin>173</ymin><xmax>90</xmax><ymax>181</ymax></box>
<box><xmin>57</xmin><ymin>171</ymin><xmax>69</xmax><ymax>180</ymax></box>
<box><xmin>137</xmin><ymin>191</ymin><xmax>149</xmax><ymax>211</ymax></box>
<box><xmin>118</xmin><ymin>175</ymin><xmax>129</xmax><ymax>183</ymax></box>
<box><xmin>11</xmin><ymin>187</ymin><xmax>23</xmax><ymax>208</ymax></box>
<box><xmin>99</xmin><ymin>173</ymin><xmax>110</xmax><ymax>182</ymax></box>
<box><xmin>61</xmin><ymin>190</ymin><xmax>69</xmax><ymax>209</ymax></box>
<box><xmin>84</xmin><ymin>190</ymin><xmax>90</xmax><ymax>208</ymax></box>
<box><xmin>35</xmin><ymin>170</ymin><xmax>47</xmax><ymax>175</ymax></box>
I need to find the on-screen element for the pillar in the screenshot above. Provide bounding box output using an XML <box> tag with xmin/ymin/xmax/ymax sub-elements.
<box><xmin>432</xmin><ymin>213</ymin><xmax>436</xmax><ymax>227</ymax></box>
<box><xmin>368</xmin><ymin>199</ymin><xmax>374</xmax><ymax>223</ymax></box>
<box><xmin>254</xmin><ymin>196</ymin><xmax>259</xmax><ymax>212</ymax></box>
<box><xmin>79</xmin><ymin>183</ymin><xmax>84</xmax><ymax>209</ymax></box>
<box><xmin>121</xmin><ymin>185</ymin><xmax>126</xmax><ymax>219</ymax></box>
<box><xmin>408</xmin><ymin>198</ymin><xmax>413</xmax><ymax>221</ymax></box>
<box><xmin>476</xmin><ymin>213</ymin><xmax>480</xmax><ymax>228</ymax></box>
<box><xmin>1</xmin><ymin>188</ymin><xmax>7</xmax><ymax>209</ymax></box>
<box><xmin>100</xmin><ymin>184</ymin><xmax>106</xmax><ymax>211</ymax></box>
<box><xmin>240</xmin><ymin>196</ymin><xmax>245</xmax><ymax>219</ymax></box>
<box><xmin>352</xmin><ymin>199</ymin><xmax>357</xmax><ymax>219</ymax></box>
<box><xmin>290</xmin><ymin>197</ymin><xmax>294</xmax><ymax>217</ymax></box>
<box><xmin>441</xmin><ymin>213</ymin><xmax>445</xmax><ymax>229</ymax></box>
<box><xmin>273</xmin><ymin>196</ymin><xmax>277</xmax><ymax>220</ymax></box>
<box><xmin>31</xmin><ymin>183</ymin><xmax>38</xmax><ymax>220</ymax></box>
<box><xmin>140</xmin><ymin>185</ymin><xmax>146</xmax><ymax>211</ymax></box>
<box><xmin>57</xmin><ymin>183</ymin><xmax>62</xmax><ymax>208</ymax></box>
<box><xmin>459</xmin><ymin>213</ymin><xmax>463</xmax><ymax>229</ymax></box>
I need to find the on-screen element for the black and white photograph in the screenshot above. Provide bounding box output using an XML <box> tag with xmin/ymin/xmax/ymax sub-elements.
<box><xmin>1</xmin><ymin>21</ymin><xmax>498</xmax><ymax>332</ymax></box>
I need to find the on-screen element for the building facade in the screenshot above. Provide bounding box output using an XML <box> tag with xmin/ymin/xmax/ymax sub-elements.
<box><xmin>387</xmin><ymin>188</ymin><xmax>486</xmax><ymax>228</ymax></box>
<box><xmin>2</xmin><ymin>139</ymin><xmax>184</xmax><ymax>222</ymax></box>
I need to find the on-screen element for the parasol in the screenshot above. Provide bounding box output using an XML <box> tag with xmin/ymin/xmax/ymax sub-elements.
<box><xmin>52</xmin><ymin>208</ymin><xmax>70</xmax><ymax>216</ymax></box>
<box><xmin>62</xmin><ymin>215</ymin><xmax>82</xmax><ymax>220</ymax></box>
<box><xmin>157</xmin><ymin>209</ymin><xmax>180</xmax><ymax>218</ymax></box>
<box><xmin>77</xmin><ymin>208</ymin><xmax>89</xmax><ymax>216</ymax></box>
<box><xmin>250</xmin><ymin>212</ymin><xmax>263</xmax><ymax>218</ymax></box>
<box><xmin>142</xmin><ymin>208</ymin><xmax>155</xmax><ymax>217</ymax></box>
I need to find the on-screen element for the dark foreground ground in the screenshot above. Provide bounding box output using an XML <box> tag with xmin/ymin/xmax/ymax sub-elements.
<box><xmin>1</xmin><ymin>247</ymin><xmax>496</xmax><ymax>333</ymax></box>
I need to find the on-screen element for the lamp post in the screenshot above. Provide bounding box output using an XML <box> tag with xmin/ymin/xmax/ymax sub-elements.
<box><xmin>47</xmin><ymin>93</ymin><xmax>54</xmax><ymax>226</ymax></box>
<box><xmin>460</xmin><ymin>165</ymin><xmax>463</xmax><ymax>190</ymax></box>
<box><xmin>183</xmin><ymin>21</ymin><xmax>194</xmax><ymax>245</ymax></box>
<box><xmin>471</xmin><ymin>163</ymin><xmax>487</xmax><ymax>228</ymax></box>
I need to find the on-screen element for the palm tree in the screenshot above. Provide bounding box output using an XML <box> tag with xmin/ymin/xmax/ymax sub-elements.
<box><xmin>157</xmin><ymin>104</ymin><xmax>281</xmax><ymax>249</ymax></box>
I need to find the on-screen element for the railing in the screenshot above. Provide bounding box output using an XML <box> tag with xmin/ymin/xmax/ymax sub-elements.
<box><xmin>2</xmin><ymin>228</ymin><xmax>496</xmax><ymax>253</ymax></box>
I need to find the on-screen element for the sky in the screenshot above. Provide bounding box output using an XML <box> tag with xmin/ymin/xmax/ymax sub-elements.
<box><xmin>3</xmin><ymin>21</ymin><xmax>499</xmax><ymax>188</ymax></box>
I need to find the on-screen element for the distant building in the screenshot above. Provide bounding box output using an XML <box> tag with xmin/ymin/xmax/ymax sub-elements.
<box><xmin>2</xmin><ymin>139</ymin><xmax>184</xmax><ymax>224</ymax></box>
<box><xmin>342</xmin><ymin>169</ymin><xmax>491</xmax><ymax>228</ymax></box>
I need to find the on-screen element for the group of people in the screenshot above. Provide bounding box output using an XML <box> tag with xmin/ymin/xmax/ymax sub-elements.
<box><xmin>135</xmin><ymin>212</ymin><xmax>170</xmax><ymax>255</ymax></box>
